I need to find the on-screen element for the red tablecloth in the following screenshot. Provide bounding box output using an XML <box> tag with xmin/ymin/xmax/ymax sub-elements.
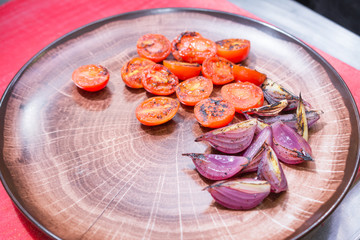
<box><xmin>0</xmin><ymin>0</ymin><xmax>359</xmax><ymax>239</ymax></box>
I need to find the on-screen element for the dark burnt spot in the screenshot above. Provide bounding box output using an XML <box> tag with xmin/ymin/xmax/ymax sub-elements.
<box><xmin>215</xmin><ymin>39</ymin><xmax>229</xmax><ymax>47</ymax></box>
<box><xmin>125</xmin><ymin>62</ymin><xmax>132</xmax><ymax>73</ymax></box>
<box><xmin>199</xmin><ymin>104</ymin><xmax>209</xmax><ymax>119</ymax></box>
<box><xmin>181</xmin><ymin>63</ymin><xmax>201</xmax><ymax>67</ymax></box>
<box><xmin>183</xmin><ymin>153</ymin><xmax>207</xmax><ymax>161</ymax></box>
<box><xmin>178</xmin><ymin>31</ymin><xmax>198</xmax><ymax>41</ymax></box>
<box><xmin>296</xmin><ymin>150</ymin><xmax>313</xmax><ymax>161</ymax></box>
<box><xmin>173</xmin><ymin>42</ymin><xmax>179</xmax><ymax>51</ymax></box>
<box><xmin>141</xmin><ymin>42</ymin><xmax>155</xmax><ymax>48</ymax></box>
<box><xmin>174</xmin><ymin>31</ymin><xmax>199</xmax><ymax>51</ymax></box>
<box><xmin>268</xmin><ymin>149</ymin><xmax>274</xmax><ymax>159</ymax></box>
<box><xmin>230</xmin><ymin>43</ymin><xmax>246</xmax><ymax>50</ymax></box>
<box><xmin>199</xmin><ymin>99</ymin><xmax>229</xmax><ymax>119</ymax></box>
<box><xmin>258</xmin><ymin>105</ymin><xmax>272</xmax><ymax>111</ymax></box>
<box><xmin>164</xmin><ymin>67</ymin><xmax>173</xmax><ymax>76</ymax></box>
<box><xmin>99</xmin><ymin>66</ymin><xmax>108</xmax><ymax>75</ymax></box>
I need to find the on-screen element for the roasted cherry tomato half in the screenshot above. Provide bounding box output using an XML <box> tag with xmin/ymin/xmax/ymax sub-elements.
<box><xmin>121</xmin><ymin>57</ymin><xmax>156</xmax><ymax>88</ymax></box>
<box><xmin>221</xmin><ymin>82</ymin><xmax>264</xmax><ymax>113</ymax></box>
<box><xmin>137</xmin><ymin>34</ymin><xmax>171</xmax><ymax>62</ymax></box>
<box><xmin>233</xmin><ymin>65</ymin><xmax>267</xmax><ymax>86</ymax></box>
<box><xmin>171</xmin><ymin>31</ymin><xmax>217</xmax><ymax>64</ymax></box>
<box><xmin>163</xmin><ymin>60</ymin><xmax>202</xmax><ymax>81</ymax></box>
<box><xmin>194</xmin><ymin>97</ymin><xmax>235</xmax><ymax>128</ymax></box>
<box><xmin>72</xmin><ymin>64</ymin><xmax>109</xmax><ymax>92</ymax></box>
<box><xmin>136</xmin><ymin>97</ymin><xmax>180</xmax><ymax>126</ymax></box>
<box><xmin>141</xmin><ymin>64</ymin><xmax>179</xmax><ymax>95</ymax></box>
<box><xmin>175</xmin><ymin>76</ymin><xmax>213</xmax><ymax>106</ymax></box>
<box><xmin>216</xmin><ymin>39</ymin><xmax>250</xmax><ymax>63</ymax></box>
<box><xmin>202</xmin><ymin>56</ymin><xmax>234</xmax><ymax>85</ymax></box>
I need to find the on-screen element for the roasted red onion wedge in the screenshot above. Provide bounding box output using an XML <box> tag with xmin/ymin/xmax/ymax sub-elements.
<box><xmin>261</xmin><ymin>78</ymin><xmax>311</xmax><ymax>111</ymax></box>
<box><xmin>206</xmin><ymin>178</ymin><xmax>271</xmax><ymax>210</ymax></box>
<box><xmin>183</xmin><ymin>153</ymin><xmax>249</xmax><ymax>180</ymax></box>
<box><xmin>195</xmin><ymin>119</ymin><xmax>257</xmax><ymax>154</ymax></box>
<box><xmin>243</xmin><ymin>113</ymin><xmax>269</xmax><ymax>133</ymax></box>
<box><xmin>296</xmin><ymin>94</ymin><xmax>309</xmax><ymax>141</ymax></box>
<box><xmin>257</xmin><ymin>145</ymin><xmax>288</xmax><ymax>193</ymax></box>
<box><xmin>244</xmin><ymin>100</ymin><xmax>288</xmax><ymax>116</ymax></box>
<box><xmin>258</xmin><ymin>110</ymin><xmax>322</xmax><ymax>130</ymax></box>
<box><xmin>241</xmin><ymin>126</ymin><xmax>272</xmax><ymax>173</ymax></box>
<box><xmin>271</xmin><ymin>121</ymin><xmax>313</xmax><ymax>164</ymax></box>
<box><xmin>241</xmin><ymin>146</ymin><xmax>265</xmax><ymax>174</ymax></box>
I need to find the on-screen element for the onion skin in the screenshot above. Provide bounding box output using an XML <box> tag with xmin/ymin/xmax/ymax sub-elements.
<box><xmin>258</xmin><ymin>110</ymin><xmax>322</xmax><ymax>130</ymax></box>
<box><xmin>183</xmin><ymin>153</ymin><xmax>249</xmax><ymax>180</ymax></box>
<box><xmin>244</xmin><ymin>100</ymin><xmax>288</xmax><ymax>116</ymax></box>
<box><xmin>241</xmin><ymin>126</ymin><xmax>272</xmax><ymax>173</ymax></box>
<box><xmin>296</xmin><ymin>94</ymin><xmax>308</xmax><ymax>141</ymax></box>
<box><xmin>261</xmin><ymin>78</ymin><xmax>311</xmax><ymax>111</ymax></box>
<box><xmin>257</xmin><ymin>145</ymin><xmax>288</xmax><ymax>193</ymax></box>
<box><xmin>206</xmin><ymin>178</ymin><xmax>271</xmax><ymax>210</ymax></box>
<box><xmin>195</xmin><ymin>119</ymin><xmax>257</xmax><ymax>154</ymax></box>
<box><xmin>271</xmin><ymin>121</ymin><xmax>313</xmax><ymax>164</ymax></box>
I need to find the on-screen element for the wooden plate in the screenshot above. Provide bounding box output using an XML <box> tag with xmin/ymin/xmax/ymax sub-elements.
<box><xmin>0</xmin><ymin>8</ymin><xmax>359</xmax><ymax>240</ymax></box>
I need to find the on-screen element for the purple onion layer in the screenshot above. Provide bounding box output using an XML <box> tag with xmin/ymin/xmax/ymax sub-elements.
<box><xmin>259</xmin><ymin>110</ymin><xmax>322</xmax><ymax>130</ymax></box>
<box><xmin>241</xmin><ymin>126</ymin><xmax>272</xmax><ymax>173</ymax></box>
<box><xmin>271</xmin><ymin>121</ymin><xmax>313</xmax><ymax>164</ymax></box>
<box><xmin>257</xmin><ymin>145</ymin><xmax>288</xmax><ymax>193</ymax></box>
<box><xmin>195</xmin><ymin>119</ymin><xmax>257</xmax><ymax>154</ymax></box>
<box><xmin>183</xmin><ymin>153</ymin><xmax>250</xmax><ymax>180</ymax></box>
<box><xmin>206</xmin><ymin>178</ymin><xmax>271</xmax><ymax>210</ymax></box>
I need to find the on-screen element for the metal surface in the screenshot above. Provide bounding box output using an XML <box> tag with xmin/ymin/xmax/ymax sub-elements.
<box><xmin>229</xmin><ymin>0</ymin><xmax>360</xmax><ymax>239</ymax></box>
<box><xmin>229</xmin><ymin>0</ymin><xmax>360</xmax><ymax>70</ymax></box>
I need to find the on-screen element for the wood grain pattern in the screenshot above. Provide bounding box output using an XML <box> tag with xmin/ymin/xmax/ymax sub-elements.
<box><xmin>0</xmin><ymin>9</ymin><xmax>359</xmax><ymax>240</ymax></box>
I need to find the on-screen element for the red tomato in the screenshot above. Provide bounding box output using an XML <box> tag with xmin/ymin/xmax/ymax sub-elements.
<box><xmin>201</xmin><ymin>56</ymin><xmax>234</xmax><ymax>85</ymax></box>
<box><xmin>171</xmin><ymin>31</ymin><xmax>217</xmax><ymax>64</ymax></box>
<box><xmin>233</xmin><ymin>65</ymin><xmax>267</xmax><ymax>86</ymax></box>
<box><xmin>221</xmin><ymin>82</ymin><xmax>264</xmax><ymax>113</ymax></box>
<box><xmin>163</xmin><ymin>60</ymin><xmax>201</xmax><ymax>80</ymax></box>
<box><xmin>72</xmin><ymin>64</ymin><xmax>109</xmax><ymax>92</ymax></box>
<box><xmin>121</xmin><ymin>57</ymin><xmax>156</xmax><ymax>88</ymax></box>
<box><xmin>194</xmin><ymin>97</ymin><xmax>235</xmax><ymax>128</ymax></box>
<box><xmin>141</xmin><ymin>64</ymin><xmax>179</xmax><ymax>95</ymax></box>
<box><xmin>137</xmin><ymin>34</ymin><xmax>171</xmax><ymax>62</ymax></box>
<box><xmin>136</xmin><ymin>97</ymin><xmax>180</xmax><ymax>126</ymax></box>
<box><xmin>175</xmin><ymin>76</ymin><xmax>213</xmax><ymax>106</ymax></box>
<box><xmin>216</xmin><ymin>39</ymin><xmax>250</xmax><ymax>63</ymax></box>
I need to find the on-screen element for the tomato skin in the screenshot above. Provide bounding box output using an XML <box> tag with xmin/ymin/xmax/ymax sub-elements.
<box><xmin>72</xmin><ymin>64</ymin><xmax>109</xmax><ymax>92</ymax></box>
<box><xmin>141</xmin><ymin>64</ymin><xmax>179</xmax><ymax>95</ymax></box>
<box><xmin>171</xmin><ymin>32</ymin><xmax>217</xmax><ymax>64</ymax></box>
<box><xmin>233</xmin><ymin>65</ymin><xmax>267</xmax><ymax>86</ymax></box>
<box><xmin>163</xmin><ymin>60</ymin><xmax>201</xmax><ymax>80</ymax></box>
<box><xmin>201</xmin><ymin>56</ymin><xmax>234</xmax><ymax>85</ymax></box>
<box><xmin>216</xmin><ymin>39</ymin><xmax>250</xmax><ymax>63</ymax></box>
<box><xmin>194</xmin><ymin>97</ymin><xmax>235</xmax><ymax>128</ymax></box>
<box><xmin>136</xmin><ymin>97</ymin><xmax>180</xmax><ymax>126</ymax></box>
<box><xmin>175</xmin><ymin>76</ymin><xmax>213</xmax><ymax>106</ymax></box>
<box><xmin>121</xmin><ymin>57</ymin><xmax>156</xmax><ymax>88</ymax></box>
<box><xmin>137</xmin><ymin>34</ymin><xmax>171</xmax><ymax>62</ymax></box>
<box><xmin>171</xmin><ymin>32</ymin><xmax>202</xmax><ymax>62</ymax></box>
<box><xmin>221</xmin><ymin>82</ymin><xmax>264</xmax><ymax>113</ymax></box>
